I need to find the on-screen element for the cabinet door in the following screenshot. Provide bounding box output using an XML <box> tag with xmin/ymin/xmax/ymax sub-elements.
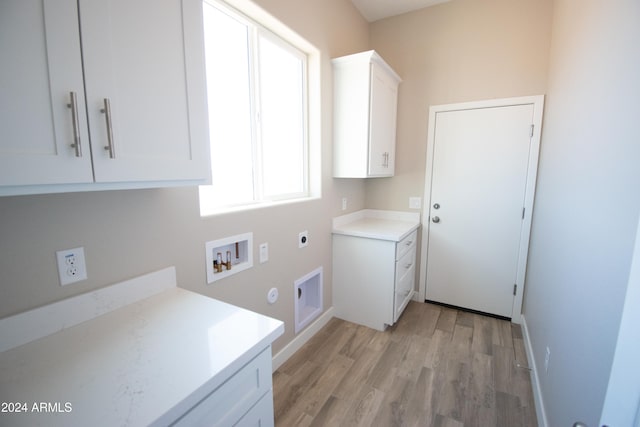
<box><xmin>235</xmin><ymin>390</ymin><xmax>275</xmax><ymax>427</ymax></box>
<box><xmin>80</xmin><ymin>0</ymin><xmax>210</xmax><ymax>183</ymax></box>
<box><xmin>368</xmin><ymin>62</ymin><xmax>398</xmax><ymax>177</ymax></box>
<box><xmin>394</xmin><ymin>247</ymin><xmax>416</xmax><ymax>322</ymax></box>
<box><xmin>0</xmin><ymin>0</ymin><xmax>93</xmax><ymax>186</ymax></box>
<box><xmin>173</xmin><ymin>348</ymin><xmax>272</xmax><ymax>427</ymax></box>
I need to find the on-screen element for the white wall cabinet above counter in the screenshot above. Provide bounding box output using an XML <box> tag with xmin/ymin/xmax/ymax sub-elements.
<box><xmin>332</xmin><ymin>50</ymin><xmax>401</xmax><ymax>178</ymax></box>
<box><xmin>0</xmin><ymin>0</ymin><xmax>210</xmax><ymax>196</ymax></box>
<box><xmin>0</xmin><ymin>267</ymin><xmax>284</xmax><ymax>426</ymax></box>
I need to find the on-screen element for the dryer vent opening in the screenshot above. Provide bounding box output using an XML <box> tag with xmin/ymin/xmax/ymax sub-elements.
<box><xmin>294</xmin><ymin>267</ymin><xmax>323</xmax><ymax>334</ymax></box>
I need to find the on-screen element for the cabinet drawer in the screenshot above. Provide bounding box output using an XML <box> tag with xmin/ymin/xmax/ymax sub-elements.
<box><xmin>394</xmin><ymin>261</ymin><xmax>415</xmax><ymax>321</ymax></box>
<box><xmin>235</xmin><ymin>389</ymin><xmax>275</xmax><ymax>427</ymax></box>
<box><xmin>396</xmin><ymin>260</ymin><xmax>415</xmax><ymax>298</ymax></box>
<box><xmin>173</xmin><ymin>347</ymin><xmax>272</xmax><ymax>427</ymax></box>
<box><xmin>396</xmin><ymin>230</ymin><xmax>417</xmax><ymax>260</ymax></box>
<box><xmin>396</xmin><ymin>245</ymin><xmax>417</xmax><ymax>282</ymax></box>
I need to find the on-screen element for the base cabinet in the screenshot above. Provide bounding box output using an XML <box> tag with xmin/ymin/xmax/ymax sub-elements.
<box><xmin>172</xmin><ymin>347</ymin><xmax>275</xmax><ymax>427</ymax></box>
<box><xmin>0</xmin><ymin>271</ymin><xmax>284</xmax><ymax>427</ymax></box>
<box><xmin>236</xmin><ymin>391</ymin><xmax>275</xmax><ymax>427</ymax></box>
<box><xmin>333</xmin><ymin>230</ymin><xmax>417</xmax><ymax>331</ymax></box>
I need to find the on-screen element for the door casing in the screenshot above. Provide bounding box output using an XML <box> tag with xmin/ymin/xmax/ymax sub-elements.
<box><xmin>417</xmin><ymin>95</ymin><xmax>545</xmax><ymax>324</ymax></box>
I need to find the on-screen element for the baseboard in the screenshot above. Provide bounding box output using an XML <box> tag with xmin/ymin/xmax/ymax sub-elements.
<box><xmin>411</xmin><ymin>290</ymin><xmax>421</xmax><ymax>302</ymax></box>
<box><xmin>521</xmin><ymin>314</ymin><xmax>549</xmax><ymax>427</ymax></box>
<box><xmin>271</xmin><ymin>306</ymin><xmax>335</xmax><ymax>372</ymax></box>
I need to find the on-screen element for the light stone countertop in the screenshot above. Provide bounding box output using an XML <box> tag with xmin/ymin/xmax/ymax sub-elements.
<box><xmin>0</xmin><ymin>268</ymin><xmax>284</xmax><ymax>427</ymax></box>
<box><xmin>332</xmin><ymin>209</ymin><xmax>421</xmax><ymax>241</ymax></box>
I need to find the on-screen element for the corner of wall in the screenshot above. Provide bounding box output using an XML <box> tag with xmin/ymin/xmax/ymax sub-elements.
<box><xmin>521</xmin><ymin>314</ymin><xmax>549</xmax><ymax>427</ymax></box>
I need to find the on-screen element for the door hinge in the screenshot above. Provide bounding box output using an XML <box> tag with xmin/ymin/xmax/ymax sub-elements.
<box><xmin>513</xmin><ymin>284</ymin><xmax>517</xmax><ymax>296</ymax></box>
<box><xmin>522</xmin><ymin>207</ymin><xmax>525</xmax><ymax>219</ymax></box>
<box><xmin>530</xmin><ymin>124</ymin><xmax>534</xmax><ymax>138</ymax></box>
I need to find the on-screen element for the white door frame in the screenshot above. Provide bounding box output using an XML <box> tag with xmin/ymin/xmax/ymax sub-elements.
<box><xmin>418</xmin><ymin>95</ymin><xmax>545</xmax><ymax>323</ymax></box>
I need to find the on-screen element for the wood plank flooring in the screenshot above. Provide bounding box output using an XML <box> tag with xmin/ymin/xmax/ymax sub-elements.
<box><xmin>273</xmin><ymin>301</ymin><xmax>537</xmax><ymax>427</ymax></box>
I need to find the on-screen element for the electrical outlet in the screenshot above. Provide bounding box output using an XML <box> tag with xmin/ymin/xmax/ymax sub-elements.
<box><xmin>56</xmin><ymin>247</ymin><xmax>88</xmax><ymax>286</ymax></box>
<box><xmin>341</xmin><ymin>197</ymin><xmax>348</xmax><ymax>210</ymax></box>
<box><xmin>299</xmin><ymin>230</ymin><xmax>308</xmax><ymax>248</ymax></box>
<box><xmin>409</xmin><ymin>197</ymin><xmax>422</xmax><ymax>209</ymax></box>
<box><xmin>267</xmin><ymin>287</ymin><xmax>279</xmax><ymax>304</ymax></box>
<box><xmin>544</xmin><ymin>346</ymin><xmax>551</xmax><ymax>373</ymax></box>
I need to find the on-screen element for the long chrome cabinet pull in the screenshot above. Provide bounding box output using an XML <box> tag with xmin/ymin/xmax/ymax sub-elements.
<box><xmin>67</xmin><ymin>91</ymin><xmax>82</xmax><ymax>157</ymax></box>
<box><xmin>100</xmin><ymin>98</ymin><xmax>116</xmax><ymax>158</ymax></box>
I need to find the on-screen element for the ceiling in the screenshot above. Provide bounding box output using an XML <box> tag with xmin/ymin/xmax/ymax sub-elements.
<box><xmin>350</xmin><ymin>0</ymin><xmax>451</xmax><ymax>22</ymax></box>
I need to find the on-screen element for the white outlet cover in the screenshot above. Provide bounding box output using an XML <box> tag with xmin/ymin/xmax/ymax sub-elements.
<box><xmin>299</xmin><ymin>231</ymin><xmax>308</xmax><ymax>248</ymax></box>
<box><xmin>56</xmin><ymin>247</ymin><xmax>88</xmax><ymax>286</ymax></box>
<box><xmin>409</xmin><ymin>197</ymin><xmax>422</xmax><ymax>209</ymax></box>
<box><xmin>267</xmin><ymin>287</ymin><xmax>279</xmax><ymax>304</ymax></box>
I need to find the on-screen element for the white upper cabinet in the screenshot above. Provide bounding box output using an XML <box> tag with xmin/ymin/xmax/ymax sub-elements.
<box><xmin>332</xmin><ymin>50</ymin><xmax>401</xmax><ymax>178</ymax></box>
<box><xmin>0</xmin><ymin>0</ymin><xmax>210</xmax><ymax>195</ymax></box>
<box><xmin>0</xmin><ymin>0</ymin><xmax>93</xmax><ymax>187</ymax></box>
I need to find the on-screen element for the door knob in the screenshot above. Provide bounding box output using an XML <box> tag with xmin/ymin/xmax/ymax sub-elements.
<box><xmin>432</xmin><ymin>216</ymin><xmax>440</xmax><ymax>223</ymax></box>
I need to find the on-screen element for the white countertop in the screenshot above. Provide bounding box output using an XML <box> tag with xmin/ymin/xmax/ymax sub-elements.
<box><xmin>332</xmin><ymin>209</ymin><xmax>420</xmax><ymax>241</ymax></box>
<box><xmin>0</xmin><ymin>267</ymin><xmax>284</xmax><ymax>427</ymax></box>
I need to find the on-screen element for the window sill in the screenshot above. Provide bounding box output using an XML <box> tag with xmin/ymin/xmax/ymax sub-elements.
<box><xmin>200</xmin><ymin>195</ymin><xmax>320</xmax><ymax>218</ymax></box>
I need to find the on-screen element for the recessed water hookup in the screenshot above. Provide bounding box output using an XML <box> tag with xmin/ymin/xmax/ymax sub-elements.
<box><xmin>205</xmin><ymin>232</ymin><xmax>253</xmax><ymax>284</ymax></box>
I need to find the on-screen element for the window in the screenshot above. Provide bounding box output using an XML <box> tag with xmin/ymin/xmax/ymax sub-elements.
<box><xmin>199</xmin><ymin>0</ymin><xmax>309</xmax><ymax>215</ymax></box>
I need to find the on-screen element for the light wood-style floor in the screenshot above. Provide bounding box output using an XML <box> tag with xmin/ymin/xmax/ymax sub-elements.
<box><xmin>273</xmin><ymin>301</ymin><xmax>537</xmax><ymax>427</ymax></box>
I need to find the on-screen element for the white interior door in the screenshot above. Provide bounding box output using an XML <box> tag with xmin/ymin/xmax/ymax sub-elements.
<box><xmin>424</xmin><ymin>102</ymin><xmax>537</xmax><ymax>318</ymax></box>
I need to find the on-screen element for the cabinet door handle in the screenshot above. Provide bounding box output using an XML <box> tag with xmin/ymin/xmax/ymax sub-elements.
<box><xmin>101</xmin><ymin>98</ymin><xmax>116</xmax><ymax>158</ymax></box>
<box><xmin>67</xmin><ymin>91</ymin><xmax>82</xmax><ymax>157</ymax></box>
<box><xmin>382</xmin><ymin>152</ymin><xmax>390</xmax><ymax>168</ymax></box>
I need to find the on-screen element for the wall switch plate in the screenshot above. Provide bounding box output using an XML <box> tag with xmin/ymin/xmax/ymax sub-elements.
<box><xmin>56</xmin><ymin>247</ymin><xmax>87</xmax><ymax>286</ymax></box>
<box><xmin>299</xmin><ymin>231</ymin><xmax>308</xmax><ymax>248</ymax></box>
<box><xmin>409</xmin><ymin>197</ymin><xmax>422</xmax><ymax>209</ymax></box>
<box><xmin>259</xmin><ymin>242</ymin><xmax>269</xmax><ymax>263</ymax></box>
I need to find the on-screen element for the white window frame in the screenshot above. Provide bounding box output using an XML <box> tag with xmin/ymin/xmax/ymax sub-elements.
<box><xmin>199</xmin><ymin>0</ymin><xmax>312</xmax><ymax>215</ymax></box>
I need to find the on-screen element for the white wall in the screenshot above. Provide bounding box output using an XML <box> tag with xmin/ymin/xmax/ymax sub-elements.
<box><xmin>368</xmin><ymin>0</ymin><xmax>553</xmax><ymax>211</ymax></box>
<box><xmin>523</xmin><ymin>0</ymin><xmax>640</xmax><ymax>425</ymax></box>
<box><xmin>600</xmin><ymin>213</ymin><xmax>640</xmax><ymax>427</ymax></box>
